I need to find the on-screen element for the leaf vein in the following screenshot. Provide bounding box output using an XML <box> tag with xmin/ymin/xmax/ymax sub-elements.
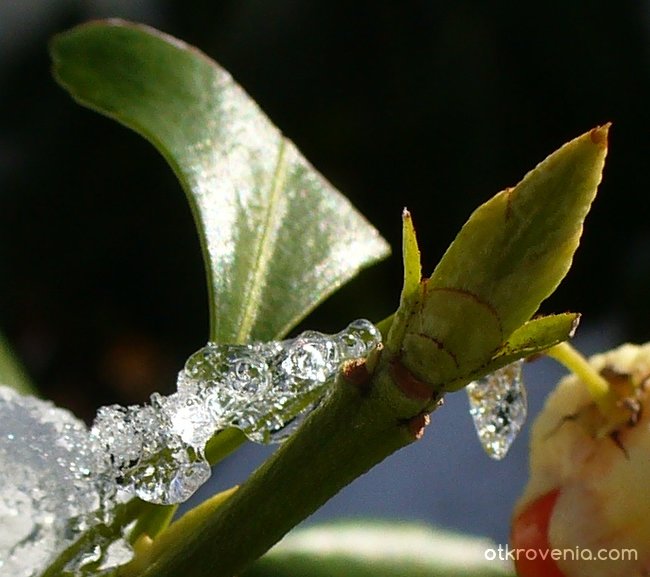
<box><xmin>236</xmin><ymin>139</ymin><xmax>288</xmax><ymax>342</ymax></box>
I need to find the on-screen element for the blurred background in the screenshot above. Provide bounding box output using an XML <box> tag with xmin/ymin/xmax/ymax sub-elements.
<box><xmin>0</xmin><ymin>0</ymin><xmax>648</xmax><ymax>545</ymax></box>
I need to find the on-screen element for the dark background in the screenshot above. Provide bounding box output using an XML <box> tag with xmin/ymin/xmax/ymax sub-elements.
<box><xmin>0</xmin><ymin>0</ymin><xmax>648</xmax><ymax>543</ymax></box>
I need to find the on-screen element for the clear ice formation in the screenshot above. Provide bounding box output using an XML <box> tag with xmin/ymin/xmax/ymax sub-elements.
<box><xmin>465</xmin><ymin>359</ymin><xmax>527</xmax><ymax>460</ymax></box>
<box><xmin>0</xmin><ymin>320</ymin><xmax>380</xmax><ymax>577</ymax></box>
<box><xmin>91</xmin><ymin>318</ymin><xmax>381</xmax><ymax>505</ymax></box>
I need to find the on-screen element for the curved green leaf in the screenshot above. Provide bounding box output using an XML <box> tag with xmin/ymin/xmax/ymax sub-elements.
<box><xmin>400</xmin><ymin>126</ymin><xmax>608</xmax><ymax>387</ymax></box>
<box><xmin>242</xmin><ymin>522</ymin><xmax>514</xmax><ymax>577</ymax></box>
<box><xmin>50</xmin><ymin>20</ymin><xmax>389</xmax><ymax>344</ymax></box>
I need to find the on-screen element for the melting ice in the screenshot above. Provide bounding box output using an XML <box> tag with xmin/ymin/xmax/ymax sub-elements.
<box><xmin>0</xmin><ymin>320</ymin><xmax>380</xmax><ymax>577</ymax></box>
<box><xmin>465</xmin><ymin>359</ymin><xmax>527</xmax><ymax>459</ymax></box>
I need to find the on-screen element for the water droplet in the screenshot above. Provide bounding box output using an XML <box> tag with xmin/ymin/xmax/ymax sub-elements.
<box><xmin>466</xmin><ymin>360</ymin><xmax>527</xmax><ymax>459</ymax></box>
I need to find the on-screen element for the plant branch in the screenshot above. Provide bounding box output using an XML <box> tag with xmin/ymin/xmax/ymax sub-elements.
<box><xmin>138</xmin><ymin>352</ymin><xmax>432</xmax><ymax>577</ymax></box>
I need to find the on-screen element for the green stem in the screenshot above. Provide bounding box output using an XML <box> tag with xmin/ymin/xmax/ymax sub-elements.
<box><xmin>129</xmin><ymin>505</ymin><xmax>176</xmax><ymax>544</ymax></box>
<box><xmin>205</xmin><ymin>427</ymin><xmax>248</xmax><ymax>464</ymax></box>
<box><xmin>546</xmin><ymin>341</ymin><xmax>617</xmax><ymax>414</ymax></box>
<box><xmin>139</xmin><ymin>357</ymin><xmax>429</xmax><ymax>577</ymax></box>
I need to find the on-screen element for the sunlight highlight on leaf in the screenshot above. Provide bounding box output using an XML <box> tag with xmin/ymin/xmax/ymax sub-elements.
<box><xmin>50</xmin><ymin>20</ymin><xmax>390</xmax><ymax>344</ymax></box>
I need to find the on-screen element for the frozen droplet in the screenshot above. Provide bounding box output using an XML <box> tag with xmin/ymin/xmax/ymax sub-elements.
<box><xmin>267</xmin><ymin>402</ymin><xmax>319</xmax><ymax>443</ymax></box>
<box><xmin>466</xmin><ymin>360</ymin><xmax>527</xmax><ymax>459</ymax></box>
<box><xmin>335</xmin><ymin>318</ymin><xmax>382</xmax><ymax>359</ymax></box>
<box><xmin>204</xmin><ymin>385</ymin><xmax>244</xmax><ymax>423</ymax></box>
<box><xmin>229</xmin><ymin>346</ymin><xmax>274</xmax><ymax>395</ymax></box>
<box><xmin>129</xmin><ymin>447</ymin><xmax>211</xmax><ymax>505</ymax></box>
<box><xmin>0</xmin><ymin>321</ymin><xmax>382</xmax><ymax>573</ymax></box>
<box><xmin>65</xmin><ymin>530</ymin><xmax>136</xmax><ymax>575</ymax></box>
<box><xmin>279</xmin><ymin>338</ymin><xmax>332</xmax><ymax>386</ymax></box>
<box><xmin>184</xmin><ymin>343</ymin><xmax>272</xmax><ymax>397</ymax></box>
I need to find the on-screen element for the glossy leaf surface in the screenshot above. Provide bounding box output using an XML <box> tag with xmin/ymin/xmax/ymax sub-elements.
<box><xmin>50</xmin><ymin>20</ymin><xmax>389</xmax><ymax>344</ymax></box>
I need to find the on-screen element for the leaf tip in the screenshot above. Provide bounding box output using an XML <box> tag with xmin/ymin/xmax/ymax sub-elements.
<box><xmin>589</xmin><ymin>123</ymin><xmax>611</xmax><ymax>147</ymax></box>
<box><xmin>569</xmin><ymin>312</ymin><xmax>581</xmax><ymax>338</ymax></box>
<box><xmin>400</xmin><ymin>207</ymin><xmax>422</xmax><ymax>296</ymax></box>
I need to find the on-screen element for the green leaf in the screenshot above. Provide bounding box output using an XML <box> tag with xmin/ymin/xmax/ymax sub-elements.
<box><xmin>400</xmin><ymin>126</ymin><xmax>608</xmax><ymax>388</ymax></box>
<box><xmin>241</xmin><ymin>522</ymin><xmax>515</xmax><ymax>577</ymax></box>
<box><xmin>401</xmin><ymin>208</ymin><xmax>422</xmax><ymax>301</ymax></box>
<box><xmin>50</xmin><ymin>20</ymin><xmax>389</xmax><ymax>344</ymax></box>
<box><xmin>383</xmin><ymin>209</ymin><xmax>422</xmax><ymax>353</ymax></box>
<box><xmin>0</xmin><ymin>330</ymin><xmax>37</xmax><ymax>396</ymax></box>
<box><xmin>496</xmin><ymin>312</ymin><xmax>580</xmax><ymax>360</ymax></box>
<box><xmin>446</xmin><ymin>312</ymin><xmax>580</xmax><ymax>390</ymax></box>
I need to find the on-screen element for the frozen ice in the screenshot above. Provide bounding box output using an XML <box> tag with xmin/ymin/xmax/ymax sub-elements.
<box><xmin>466</xmin><ymin>359</ymin><xmax>527</xmax><ymax>459</ymax></box>
<box><xmin>0</xmin><ymin>386</ymin><xmax>130</xmax><ymax>577</ymax></box>
<box><xmin>0</xmin><ymin>319</ymin><xmax>382</xmax><ymax>576</ymax></box>
<box><xmin>96</xmin><ymin>319</ymin><xmax>381</xmax><ymax>507</ymax></box>
<box><xmin>89</xmin><ymin>319</ymin><xmax>381</xmax><ymax>505</ymax></box>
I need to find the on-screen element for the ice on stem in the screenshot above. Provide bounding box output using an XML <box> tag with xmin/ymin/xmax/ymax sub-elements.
<box><xmin>0</xmin><ymin>320</ymin><xmax>381</xmax><ymax>577</ymax></box>
<box><xmin>91</xmin><ymin>319</ymin><xmax>381</xmax><ymax>505</ymax></box>
<box><xmin>466</xmin><ymin>360</ymin><xmax>527</xmax><ymax>459</ymax></box>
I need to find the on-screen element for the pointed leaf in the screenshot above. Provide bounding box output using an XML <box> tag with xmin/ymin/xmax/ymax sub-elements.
<box><xmin>401</xmin><ymin>127</ymin><xmax>608</xmax><ymax>387</ymax></box>
<box><xmin>401</xmin><ymin>208</ymin><xmax>422</xmax><ymax>300</ymax></box>
<box><xmin>242</xmin><ymin>522</ymin><xmax>514</xmax><ymax>577</ymax></box>
<box><xmin>446</xmin><ymin>313</ymin><xmax>581</xmax><ymax>390</ymax></box>
<box><xmin>50</xmin><ymin>20</ymin><xmax>389</xmax><ymax>344</ymax></box>
<box><xmin>383</xmin><ymin>209</ymin><xmax>422</xmax><ymax>352</ymax></box>
<box><xmin>496</xmin><ymin>312</ymin><xmax>580</xmax><ymax>360</ymax></box>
